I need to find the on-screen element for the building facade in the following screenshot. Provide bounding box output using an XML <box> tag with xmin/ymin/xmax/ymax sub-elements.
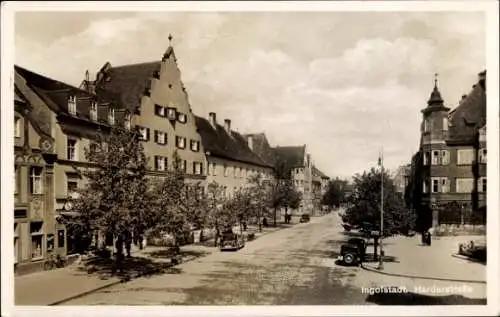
<box><xmin>195</xmin><ymin>113</ymin><xmax>274</xmax><ymax>198</ymax></box>
<box><xmin>414</xmin><ymin>71</ymin><xmax>486</xmax><ymax>229</ymax></box>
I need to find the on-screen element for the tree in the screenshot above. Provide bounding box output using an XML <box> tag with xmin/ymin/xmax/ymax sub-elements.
<box><xmin>204</xmin><ymin>181</ymin><xmax>234</xmax><ymax>246</ymax></box>
<box><xmin>344</xmin><ymin>167</ymin><xmax>416</xmax><ymax>237</ymax></box>
<box><xmin>226</xmin><ymin>187</ymin><xmax>255</xmax><ymax>234</ymax></box>
<box><xmin>321</xmin><ymin>178</ymin><xmax>348</xmax><ymax>209</ymax></box>
<box><xmin>247</xmin><ymin>172</ymin><xmax>273</xmax><ymax>231</ymax></box>
<box><xmin>69</xmin><ymin>124</ymin><xmax>151</xmax><ymax>261</ymax></box>
<box><xmin>270</xmin><ymin>179</ymin><xmax>302</xmax><ymax>225</ymax></box>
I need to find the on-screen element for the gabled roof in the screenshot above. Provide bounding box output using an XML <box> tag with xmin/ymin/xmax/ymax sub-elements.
<box><xmin>243</xmin><ymin>133</ymin><xmax>277</xmax><ymax>166</ymax></box>
<box><xmin>447</xmin><ymin>72</ymin><xmax>486</xmax><ymax>143</ymax></box>
<box><xmin>195</xmin><ymin>116</ymin><xmax>273</xmax><ymax>168</ymax></box>
<box><xmin>273</xmin><ymin>146</ymin><xmax>306</xmax><ymax>171</ymax></box>
<box><xmin>94</xmin><ymin>61</ymin><xmax>162</xmax><ymax>113</ymax></box>
<box><xmin>312</xmin><ymin>166</ymin><xmax>329</xmax><ymax>179</ymax></box>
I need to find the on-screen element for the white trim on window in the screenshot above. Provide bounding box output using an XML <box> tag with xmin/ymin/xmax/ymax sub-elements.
<box><xmin>67</xmin><ymin>139</ymin><xmax>77</xmax><ymax>161</ymax></box>
<box><xmin>90</xmin><ymin>102</ymin><xmax>98</xmax><ymax>121</ymax></box>
<box><xmin>457</xmin><ymin>149</ymin><xmax>474</xmax><ymax>165</ymax></box>
<box><xmin>68</xmin><ymin>96</ymin><xmax>77</xmax><ymax>115</ymax></box>
<box><xmin>15</xmin><ymin>116</ymin><xmax>21</xmax><ymax>138</ymax></box>
<box><xmin>30</xmin><ymin>167</ymin><xmax>43</xmax><ymax>194</ymax></box>
<box><xmin>456</xmin><ymin>178</ymin><xmax>474</xmax><ymax>193</ymax></box>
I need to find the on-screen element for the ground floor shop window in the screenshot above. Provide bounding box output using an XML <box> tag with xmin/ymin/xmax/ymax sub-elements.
<box><xmin>30</xmin><ymin>221</ymin><xmax>44</xmax><ymax>260</ymax></box>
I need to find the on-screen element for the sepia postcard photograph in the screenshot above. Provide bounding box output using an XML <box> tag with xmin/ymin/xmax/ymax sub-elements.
<box><xmin>1</xmin><ymin>1</ymin><xmax>499</xmax><ymax>317</ymax></box>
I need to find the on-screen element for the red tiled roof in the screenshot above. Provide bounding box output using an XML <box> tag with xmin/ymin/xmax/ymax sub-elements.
<box><xmin>94</xmin><ymin>61</ymin><xmax>162</xmax><ymax>113</ymax></box>
<box><xmin>447</xmin><ymin>74</ymin><xmax>486</xmax><ymax>143</ymax></box>
<box><xmin>195</xmin><ymin>116</ymin><xmax>273</xmax><ymax>168</ymax></box>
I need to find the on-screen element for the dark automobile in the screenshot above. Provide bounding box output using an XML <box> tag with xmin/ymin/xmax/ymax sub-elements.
<box><xmin>338</xmin><ymin>238</ymin><xmax>367</xmax><ymax>266</ymax></box>
<box><xmin>219</xmin><ymin>229</ymin><xmax>245</xmax><ymax>251</ymax></box>
<box><xmin>299</xmin><ymin>214</ymin><xmax>311</xmax><ymax>223</ymax></box>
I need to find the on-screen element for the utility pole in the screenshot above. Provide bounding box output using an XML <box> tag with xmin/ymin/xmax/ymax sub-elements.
<box><xmin>378</xmin><ymin>148</ymin><xmax>384</xmax><ymax>270</ymax></box>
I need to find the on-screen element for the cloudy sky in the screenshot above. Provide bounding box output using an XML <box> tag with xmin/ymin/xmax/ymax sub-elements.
<box><xmin>14</xmin><ymin>10</ymin><xmax>486</xmax><ymax>178</ymax></box>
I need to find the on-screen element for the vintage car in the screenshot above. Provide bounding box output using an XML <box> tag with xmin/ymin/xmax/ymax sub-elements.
<box><xmin>337</xmin><ymin>238</ymin><xmax>367</xmax><ymax>266</ymax></box>
<box><xmin>299</xmin><ymin>214</ymin><xmax>311</xmax><ymax>223</ymax></box>
<box><xmin>219</xmin><ymin>230</ymin><xmax>245</xmax><ymax>251</ymax></box>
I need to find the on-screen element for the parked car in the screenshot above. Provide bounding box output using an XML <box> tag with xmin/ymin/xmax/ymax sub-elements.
<box><xmin>338</xmin><ymin>238</ymin><xmax>367</xmax><ymax>266</ymax></box>
<box><xmin>458</xmin><ymin>239</ymin><xmax>486</xmax><ymax>262</ymax></box>
<box><xmin>300</xmin><ymin>214</ymin><xmax>311</xmax><ymax>223</ymax></box>
<box><xmin>219</xmin><ymin>229</ymin><xmax>245</xmax><ymax>251</ymax></box>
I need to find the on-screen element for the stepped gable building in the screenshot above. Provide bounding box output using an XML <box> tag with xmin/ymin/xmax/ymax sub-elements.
<box><xmin>416</xmin><ymin>71</ymin><xmax>486</xmax><ymax>229</ymax></box>
<box><xmin>82</xmin><ymin>39</ymin><xmax>207</xmax><ymax>184</ymax></box>
<box><xmin>14</xmin><ymin>65</ymin><xmax>119</xmax><ymax>274</ymax></box>
<box><xmin>195</xmin><ymin>114</ymin><xmax>274</xmax><ymax>197</ymax></box>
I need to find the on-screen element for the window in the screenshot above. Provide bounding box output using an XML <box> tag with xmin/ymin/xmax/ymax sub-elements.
<box><xmin>67</xmin><ymin>180</ymin><xmax>78</xmax><ymax>197</ymax></box>
<box><xmin>182</xmin><ymin>160</ymin><xmax>187</xmax><ymax>173</ymax></box>
<box><xmin>213</xmin><ymin>163</ymin><xmax>217</xmax><ymax>176</ymax></box>
<box><xmin>68</xmin><ymin>96</ymin><xmax>77</xmax><ymax>115</ymax></box>
<box><xmin>479</xmin><ymin>149</ymin><xmax>487</xmax><ymax>164</ymax></box>
<box><xmin>178</xmin><ymin>113</ymin><xmax>187</xmax><ymax>123</ymax></box>
<box><xmin>457</xmin><ymin>149</ymin><xmax>474</xmax><ymax>165</ymax></box>
<box><xmin>456</xmin><ymin>178</ymin><xmax>474</xmax><ymax>193</ymax></box>
<box><xmin>442</xmin><ymin>117</ymin><xmax>448</xmax><ymax>131</ymax></box>
<box><xmin>423</xmin><ymin>152</ymin><xmax>430</xmax><ymax>166</ymax></box>
<box><xmin>67</xmin><ymin>139</ymin><xmax>77</xmax><ymax>160</ymax></box>
<box><xmin>15</xmin><ymin>116</ymin><xmax>21</xmax><ymax>138</ymax></box>
<box><xmin>155</xmin><ymin>104</ymin><xmax>165</xmax><ymax>117</ymax></box>
<box><xmin>422</xmin><ymin>180</ymin><xmax>428</xmax><ymax>193</ymax></box>
<box><xmin>190</xmin><ymin>140</ymin><xmax>200</xmax><ymax>152</ymax></box>
<box><xmin>166</xmin><ymin>107</ymin><xmax>177</xmax><ymax>120</ymax></box>
<box><xmin>154</xmin><ymin>156</ymin><xmax>167</xmax><ymax>171</ymax></box>
<box><xmin>207</xmin><ymin>162</ymin><xmax>212</xmax><ymax>175</ymax></box>
<box><xmin>154</xmin><ymin>130</ymin><xmax>167</xmax><ymax>145</ymax></box>
<box><xmin>432</xmin><ymin>177</ymin><xmax>449</xmax><ymax>193</ymax></box>
<box><xmin>108</xmin><ymin>109</ymin><xmax>115</xmax><ymax>125</ymax></box>
<box><xmin>138</xmin><ymin>127</ymin><xmax>149</xmax><ymax>141</ymax></box>
<box><xmin>441</xmin><ymin>150</ymin><xmax>450</xmax><ymax>165</ymax></box>
<box><xmin>14</xmin><ymin>223</ymin><xmax>19</xmax><ymax>264</ymax></box>
<box><xmin>176</xmin><ymin>136</ymin><xmax>186</xmax><ymax>149</ymax></box>
<box><xmin>30</xmin><ymin>167</ymin><xmax>43</xmax><ymax>194</ymax></box>
<box><xmin>193</xmin><ymin>162</ymin><xmax>203</xmax><ymax>175</ymax></box>
<box><xmin>431</xmin><ymin>150</ymin><xmax>440</xmax><ymax>165</ymax></box>
<box><xmin>479</xmin><ymin>177</ymin><xmax>487</xmax><ymax>193</ymax></box>
<box><xmin>90</xmin><ymin>102</ymin><xmax>98</xmax><ymax>121</ymax></box>
<box><xmin>423</xmin><ymin>118</ymin><xmax>429</xmax><ymax>133</ymax></box>
<box><xmin>235</xmin><ymin>167</ymin><xmax>239</xmax><ymax>178</ymax></box>
<box><xmin>224</xmin><ymin>165</ymin><xmax>228</xmax><ymax>177</ymax></box>
<box><xmin>57</xmin><ymin>229</ymin><xmax>65</xmax><ymax>248</ymax></box>
<box><xmin>30</xmin><ymin>221</ymin><xmax>44</xmax><ymax>260</ymax></box>
<box><xmin>14</xmin><ymin>166</ymin><xmax>18</xmax><ymax>194</ymax></box>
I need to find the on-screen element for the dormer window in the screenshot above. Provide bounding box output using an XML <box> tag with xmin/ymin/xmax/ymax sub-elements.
<box><xmin>68</xmin><ymin>96</ymin><xmax>77</xmax><ymax>115</ymax></box>
<box><xmin>90</xmin><ymin>102</ymin><xmax>98</xmax><ymax>121</ymax></box>
<box><xmin>108</xmin><ymin>109</ymin><xmax>115</xmax><ymax>125</ymax></box>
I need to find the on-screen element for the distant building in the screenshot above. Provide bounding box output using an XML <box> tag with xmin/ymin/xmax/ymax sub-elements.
<box><xmin>393</xmin><ymin>164</ymin><xmax>411</xmax><ymax>195</ymax></box>
<box><xmin>411</xmin><ymin>71</ymin><xmax>486</xmax><ymax>229</ymax></box>
<box><xmin>245</xmin><ymin>134</ymin><xmax>330</xmax><ymax>216</ymax></box>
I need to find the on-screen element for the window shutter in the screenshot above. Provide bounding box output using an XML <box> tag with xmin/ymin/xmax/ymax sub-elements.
<box><xmin>154</xmin><ymin>130</ymin><xmax>158</xmax><ymax>143</ymax></box>
<box><xmin>146</xmin><ymin>128</ymin><xmax>150</xmax><ymax>141</ymax></box>
<box><xmin>445</xmin><ymin>178</ymin><xmax>450</xmax><ymax>193</ymax></box>
<box><xmin>154</xmin><ymin>156</ymin><xmax>158</xmax><ymax>170</ymax></box>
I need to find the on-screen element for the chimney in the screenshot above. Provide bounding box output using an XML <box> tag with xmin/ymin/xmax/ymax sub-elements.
<box><xmin>247</xmin><ymin>135</ymin><xmax>254</xmax><ymax>150</ymax></box>
<box><xmin>209</xmin><ymin>112</ymin><xmax>216</xmax><ymax>127</ymax></box>
<box><xmin>461</xmin><ymin>94</ymin><xmax>467</xmax><ymax>100</ymax></box>
<box><xmin>224</xmin><ymin>119</ymin><xmax>231</xmax><ymax>134</ymax></box>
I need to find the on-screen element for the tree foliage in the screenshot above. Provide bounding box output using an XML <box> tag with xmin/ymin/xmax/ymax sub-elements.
<box><xmin>321</xmin><ymin>177</ymin><xmax>348</xmax><ymax>208</ymax></box>
<box><xmin>69</xmin><ymin>125</ymin><xmax>151</xmax><ymax>245</ymax></box>
<box><xmin>344</xmin><ymin>167</ymin><xmax>416</xmax><ymax>236</ymax></box>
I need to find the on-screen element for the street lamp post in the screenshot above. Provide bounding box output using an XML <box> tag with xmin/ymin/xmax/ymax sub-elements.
<box><xmin>378</xmin><ymin>149</ymin><xmax>384</xmax><ymax>270</ymax></box>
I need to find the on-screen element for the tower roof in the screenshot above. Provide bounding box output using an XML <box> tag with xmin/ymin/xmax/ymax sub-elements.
<box><xmin>427</xmin><ymin>73</ymin><xmax>444</xmax><ymax>106</ymax></box>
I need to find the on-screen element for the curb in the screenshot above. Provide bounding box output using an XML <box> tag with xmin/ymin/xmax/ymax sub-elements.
<box><xmin>361</xmin><ymin>264</ymin><xmax>486</xmax><ymax>284</ymax></box>
<box><xmin>48</xmin><ymin>253</ymin><xmax>207</xmax><ymax>306</ymax></box>
<box><xmin>451</xmin><ymin>253</ymin><xmax>486</xmax><ymax>264</ymax></box>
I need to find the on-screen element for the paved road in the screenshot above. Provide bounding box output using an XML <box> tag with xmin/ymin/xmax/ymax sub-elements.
<box><xmin>61</xmin><ymin>212</ymin><xmax>486</xmax><ymax>305</ymax></box>
<box><xmin>62</xmin><ymin>213</ymin><xmax>369</xmax><ymax>305</ymax></box>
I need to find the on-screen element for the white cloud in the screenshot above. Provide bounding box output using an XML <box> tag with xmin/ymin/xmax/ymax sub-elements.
<box><xmin>14</xmin><ymin>11</ymin><xmax>485</xmax><ymax>178</ymax></box>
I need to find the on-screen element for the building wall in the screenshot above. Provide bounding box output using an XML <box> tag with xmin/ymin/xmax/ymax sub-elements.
<box><xmin>136</xmin><ymin>53</ymin><xmax>206</xmax><ymax>177</ymax></box>
<box><xmin>205</xmin><ymin>156</ymin><xmax>273</xmax><ymax>198</ymax></box>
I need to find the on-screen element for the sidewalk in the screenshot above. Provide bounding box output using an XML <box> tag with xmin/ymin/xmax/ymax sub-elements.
<box><xmin>356</xmin><ymin>234</ymin><xmax>487</xmax><ymax>300</ymax></box>
<box><xmin>15</xmin><ymin>219</ymin><xmax>301</xmax><ymax>306</ymax></box>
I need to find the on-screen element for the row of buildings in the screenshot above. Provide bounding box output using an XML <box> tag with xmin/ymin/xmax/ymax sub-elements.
<box><xmin>13</xmin><ymin>42</ymin><xmax>329</xmax><ymax>273</ymax></box>
<box><xmin>402</xmin><ymin>71</ymin><xmax>487</xmax><ymax>230</ymax></box>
